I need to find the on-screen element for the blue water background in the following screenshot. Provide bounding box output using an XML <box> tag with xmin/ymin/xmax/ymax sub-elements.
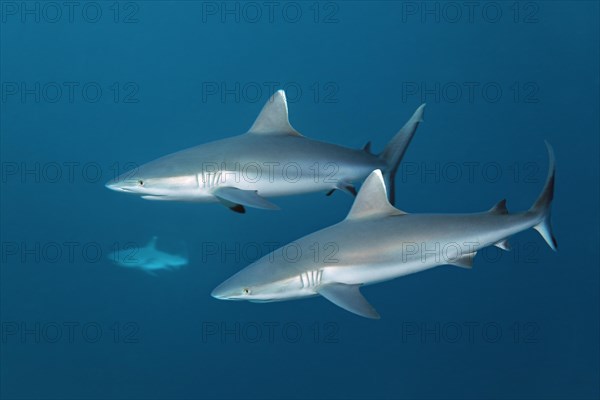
<box><xmin>1</xmin><ymin>2</ymin><xmax>598</xmax><ymax>399</ymax></box>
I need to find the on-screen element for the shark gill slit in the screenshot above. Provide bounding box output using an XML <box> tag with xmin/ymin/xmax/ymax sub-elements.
<box><xmin>300</xmin><ymin>271</ymin><xmax>321</xmax><ymax>289</ymax></box>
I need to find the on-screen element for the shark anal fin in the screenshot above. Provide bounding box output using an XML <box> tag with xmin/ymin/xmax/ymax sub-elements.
<box><xmin>489</xmin><ymin>199</ymin><xmax>509</xmax><ymax>215</ymax></box>
<box><xmin>317</xmin><ymin>283</ymin><xmax>380</xmax><ymax>319</ymax></box>
<box><xmin>213</xmin><ymin>187</ymin><xmax>279</xmax><ymax>211</ymax></box>
<box><xmin>362</xmin><ymin>141</ymin><xmax>372</xmax><ymax>154</ymax></box>
<box><xmin>450</xmin><ymin>252</ymin><xmax>476</xmax><ymax>269</ymax></box>
<box><xmin>494</xmin><ymin>239</ymin><xmax>511</xmax><ymax>251</ymax></box>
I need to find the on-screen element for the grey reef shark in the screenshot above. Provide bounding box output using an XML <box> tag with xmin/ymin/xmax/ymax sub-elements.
<box><xmin>107</xmin><ymin>236</ymin><xmax>188</xmax><ymax>276</ymax></box>
<box><xmin>212</xmin><ymin>143</ymin><xmax>557</xmax><ymax>319</ymax></box>
<box><xmin>106</xmin><ymin>90</ymin><xmax>426</xmax><ymax>213</ymax></box>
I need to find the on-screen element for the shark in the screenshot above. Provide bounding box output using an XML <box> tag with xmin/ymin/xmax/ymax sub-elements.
<box><xmin>107</xmin><ymin>236</ymin><xmax>188</xmax><ymax>275</ymax></box>
<box><xmin>105</xmin><ymin>90</ymin><xmax>425</xmax><ymax>212</ymax></box>
<box><xmin>211</xmin><ymin>143</ymin><xmax>557</xmax><ymax>318</ymax></box>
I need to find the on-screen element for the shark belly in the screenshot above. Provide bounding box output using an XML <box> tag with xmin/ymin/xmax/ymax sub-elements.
<box><xmin>321</xmin><ymin>259</ymin><xmax>441</xmax><ymax>287</ymax></box>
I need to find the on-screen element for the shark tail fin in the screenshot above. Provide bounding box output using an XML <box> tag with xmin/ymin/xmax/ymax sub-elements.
<box><xmin>379</xmin><ymin>104</ymin><xmax>425</xmax><ymax>205</ymax></box>
<box><xmin>529</xmin><ymin>141</ymin><xmax>557</xmax><ymax>251</ymax></box>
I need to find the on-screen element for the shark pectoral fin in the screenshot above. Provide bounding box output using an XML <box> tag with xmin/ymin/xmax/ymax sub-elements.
<box><xmin>215</xmin><ymin>196</ymin><xmax>246</xmax><ymax>213</ymax></box>
<box><xmin>494</xmin><ymin>239</ymin><xmax>511</xmax><ymax>251</ymax></box>
<box><xmin>317</xmin><ymin>283</ymin><xmax>380</xmax><ymax>319</ymax></box>
<box><xmin>450</xmin><ymin>252</ymin><xmax>476</xmax><ymax>269</ymax></box>
<box><xmin>213</xmin><ymin>187</ymin><xmax>279</xmax><ymax>211</ymax></box>
<box><xmin>228</xmin><ymin>204</ymin><xmax>246</xmax><ymax>214</ymax></box>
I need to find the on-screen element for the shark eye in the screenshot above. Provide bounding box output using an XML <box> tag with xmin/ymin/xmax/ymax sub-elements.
<box><xmin>138</xmin><ymin>180</ymin><xmax>144</xmax><ymax>186</ymax></box>
<box><xmin>242</xmin><ymin>288</ymin><xmax>251</xmax><ymax>295</ymax></box>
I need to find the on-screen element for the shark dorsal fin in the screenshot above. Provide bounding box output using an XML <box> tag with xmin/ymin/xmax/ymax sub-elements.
<box><xmin>147</xmin><ymin>236</ymin><xmax>158</xmax><ymax>249</ymax></box>
<box><xmin>346</xmin><ymin>170</ymin><xmax>405</xmax><ymax>220</ymax></box>
<box><xmin>489</xmin><ymin>199</ymin><xmax>508</xmax><ymax>215</ymax></box>
<box><xmin>247</xmin><ymin>90</ymin><xmax>302</xmax><ymax>136</ymax></box>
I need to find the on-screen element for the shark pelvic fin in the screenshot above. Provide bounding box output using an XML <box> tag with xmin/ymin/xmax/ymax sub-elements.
<box><xmin>213</xmin><ymin>187</ymin><xmax>279</xmax><ymax>210</ymax></box>
<box><xmin>450</xmin><ymin>252</ymin><xmax>476</xmax><ymax>269</ymax></box>
<box><xmin>489</xmin><ymin>199</ymin><xmax>509</xmax><ymax>215</ymax></box>
<box><xmin>326</xmin><ymin>182</ymin><xmax>357</xmax><ymax>197</ymax></box>
<box><xmin>346</xmin><ymin>170</ymin><xmax>405</xmax><ymax>220</ymax></box>
<box><xmin>494</xmin><ymin>239</ymin><xmax>511</xmax><ymax>251</ymax></box>
<box><xmin>247</xmin><ymin>90</ymin><xmax>302</xmax><ymax>136</ymax></box>
<box><xmin>318</xmin><ymin>283</ymin><xmax>380</xmax><ymax>319</ymax></box>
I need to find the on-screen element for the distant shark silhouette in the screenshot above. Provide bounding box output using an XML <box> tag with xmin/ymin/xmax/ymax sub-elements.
<box><xmin>106</xmin><ymin>90</ymin><xmax>425</xmax><ymax>212</ymax></box>
<box><xmin>107</xmin><ymin>237</ymin><xmax>188</xmax><ymax>275</ymax></box>
<box><xmin>212</xmin><ymin>143</ymin><xmax>557</xmax><ymax>318</ymax></box>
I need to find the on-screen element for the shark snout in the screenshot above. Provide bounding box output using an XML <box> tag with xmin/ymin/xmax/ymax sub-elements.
<box><xmin>210</xmin><ymin>287</ymin><xmax>225</xmax><ymax>299</ymax></box>
<box><xmin>211</xmin><ymin>280</ymin><xmax>243</xmax><ymax>300</ymax></box>
<box><xmin>105</xmin><ymin>180</ymin><xmax>125</xmax><ymax>192</ymax></box>
<box><xmin>211</xmin><ymin>285</ymin><xmax>231</xmax><ymax>300</ymax></box>
<box><xmin>105</xmin><ymin>176</ymin><xmax>143</xmax><ymax>193</ymax></box>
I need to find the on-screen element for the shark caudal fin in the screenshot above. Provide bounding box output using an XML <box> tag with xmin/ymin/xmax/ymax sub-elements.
<box><xmin>529</xmin><ymin>141</ymin><xmax>557</xmax><ymax>251</ymax></box>
<box><xmin>379</xmin><ymin>104</ymin><xmax>425</xmax><ymax>205</ymax></box>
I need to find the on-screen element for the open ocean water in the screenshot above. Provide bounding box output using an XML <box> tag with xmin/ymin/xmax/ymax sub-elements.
<box><xmin>1</xmin><ymin>1</ymin><xmax>598</xmax><ymax>399</ymax></box>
